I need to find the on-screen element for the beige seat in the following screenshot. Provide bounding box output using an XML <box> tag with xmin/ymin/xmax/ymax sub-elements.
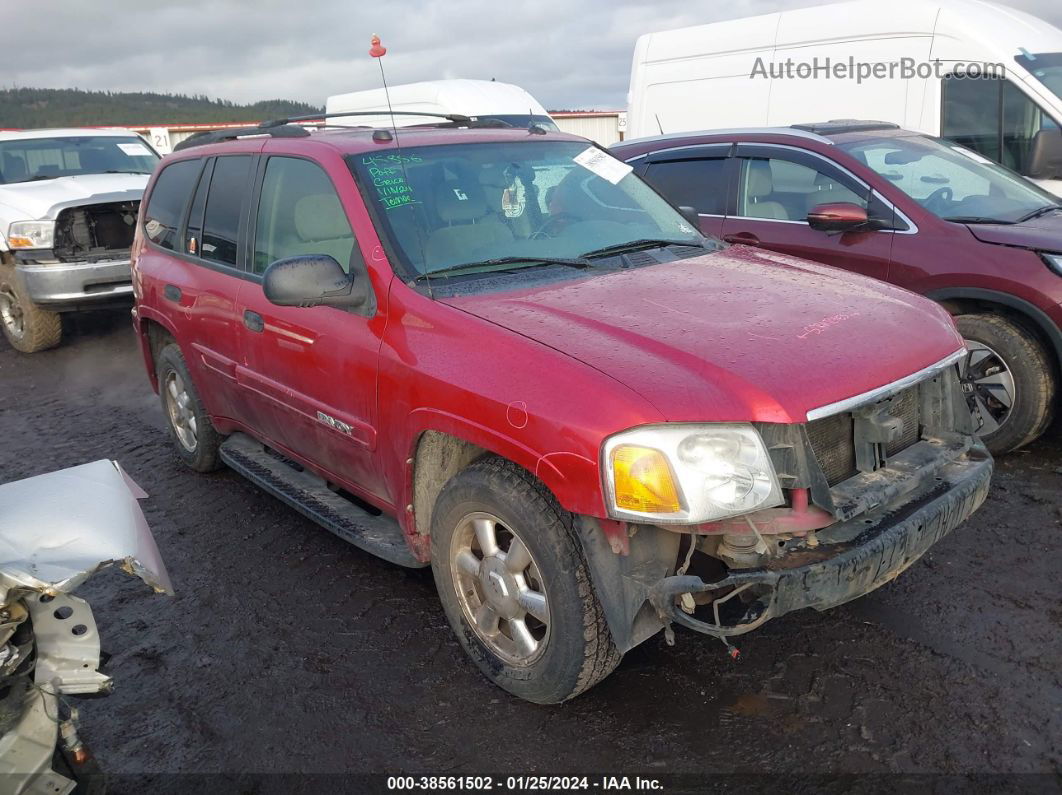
<box><xmin>744</xmin><ymin>161</ymin><xmax>790</xmax><ymax>220</ymax></box>
<box><xmin>806</xmin><ymin>172</ymin><xmax>866</xmax><ymax>215</ymax></box>
<box><xmin>424</xmin><ymin>182</ymin><xmax>513</xmax><ymax>268</ymax></box>
<box><xmin>289</xmin><ymin>194</ymin><xmax>355</xmax><ymax>268</ymax></box>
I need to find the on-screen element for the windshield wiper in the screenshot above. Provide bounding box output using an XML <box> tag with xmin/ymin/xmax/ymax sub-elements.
<box><xmin>413</xmin><ymin>256</ymin><xmax>592</xmax><ymax>282</ymax></box>
<box><xmin>942</xmin><ymin>216</ymin><xmax>1014</xmax><ymax>225</ymax></box>
<box><xmin>1016</xmin><ymin>205</ymin><xmax>1062</xmax><ymax>223</ymax></box>
<box><xmin>579</xmin><ymin>238</ymin><xmax>705</xmax><ymax>259</ymax></box>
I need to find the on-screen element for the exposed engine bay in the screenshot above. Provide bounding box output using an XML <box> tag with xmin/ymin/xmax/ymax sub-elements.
<box><xmin>0</xmin><ymin>460</ymin><xmax>171</xmax><ymax>794</ymax></box>
<box><xmin>53</xmin><ymin>202</ymin><xmax>139</xmax><ymax>263</ymax></box>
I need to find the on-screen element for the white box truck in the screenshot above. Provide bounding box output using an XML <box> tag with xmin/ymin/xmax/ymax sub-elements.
<box><xmin>326</xmin><ymin>79</ymin><xmax>557</xmax><ymax>131</ymax></box>
<box><xmin>627</xmin><ymin>0</ymin><xmax>1062</xmax><ymax>195</ymax></box>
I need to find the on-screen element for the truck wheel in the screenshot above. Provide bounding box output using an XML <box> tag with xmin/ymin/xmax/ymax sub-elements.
<box><xmin>156</xmin><ymin>342</ymin><xmax>222</xmax><ymax>472</ymax></box>
<box><xmin>0</xmin><ymin>264</ymin><xmax>62</xmax><ymax>353</ymax></box>
<box><xmin>430</xmin><ymin>457</ymin><xmax>621</xmax><ymax>704</ymax></box>
<box><xmin>956</xmin><ymin>313</ymin><xmax>1055</xmax><ymax>455</ymax></box>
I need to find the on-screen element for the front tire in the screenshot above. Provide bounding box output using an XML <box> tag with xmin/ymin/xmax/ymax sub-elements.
<box><xmin>956</xmin><ymin>313</ymin><xmax>1055</xmax><ymax>455</ymax></box>
<box><xmin>0</xmin><ymin>263</ymin><xmax>62</xmax><ymax>353</ymax></box>
<box><xmin>430</xmin><ymin>457</ymin><xmax>621</xmax><ymax>704</ymax></box>
<box><xmin>156</xmin><ymin>342</ymin><xmax>222</xmax><ymax>472</ymax></box>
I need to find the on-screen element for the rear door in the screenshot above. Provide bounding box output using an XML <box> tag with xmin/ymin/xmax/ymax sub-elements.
<box><xmin>139</xmin><ymin>154</ymin><xmax>251</xmax><ymax>422</ymax></box>
<box><xmin>235</xmin><ymin>152</ymin><xmax>388</xmax><ymax>502</ymax></box>
<box><xmin>719</xmin><ymin>144</ymin><xmax>899</xmax><ymax>281</ymax></box>
<box><xmin>636</xmin><ymin>144</ymin><xmax>734</xmax><ymax>238</ymax></box>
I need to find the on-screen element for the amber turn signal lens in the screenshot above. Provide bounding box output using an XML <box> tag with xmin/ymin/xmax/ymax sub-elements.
<box><xmin>611</xmin><ymin>445</ymin><xmax>681</xmax><ymax>514</ymax></box>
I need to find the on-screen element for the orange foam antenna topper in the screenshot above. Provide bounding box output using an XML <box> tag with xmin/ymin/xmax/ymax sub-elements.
<box><xmin>369</xmin><ymin>35</ymin><xmax>387</xmax><ymax>58</ymax></box>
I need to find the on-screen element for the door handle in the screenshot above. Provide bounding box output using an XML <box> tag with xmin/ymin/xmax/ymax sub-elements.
<box><xmin>723</xmin><ymin>232</ymin><xmax>760</xmax><ymax>246</ymax></box>
<box><xmin>243</xmin><ymin>310</ymin><xmax>264</xmax><ymax>333</ymax></box>
<box><xmin>163</xmin><ymin>284</ymin><xmax>182</xmax><ymax>302</ymax></box>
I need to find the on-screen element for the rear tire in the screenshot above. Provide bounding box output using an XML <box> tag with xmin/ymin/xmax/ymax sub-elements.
<box><xmin>0</xmin><ymin>263</ymin><xmax>62</xmax><ymax>353</ymax></box>
<box><xmin>156</xmin><ymin>342</ymin><xmax>222</xmax><ymax>472</ymax></box>
<box><xmin>430</xmin><ymin>457</ymin><xmax>621</xmax><ymax>703</ymax></box>
<box><xmin>956</xmin><ymin>313</ymin><xmax>1055</xmax><ymax>455</ymax></box>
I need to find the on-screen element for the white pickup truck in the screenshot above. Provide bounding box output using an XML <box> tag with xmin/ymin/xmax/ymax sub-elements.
<box><xmin>0</xmin><ymin>129</ymin><xmax>159</xmax><ymax>352</ymax></box>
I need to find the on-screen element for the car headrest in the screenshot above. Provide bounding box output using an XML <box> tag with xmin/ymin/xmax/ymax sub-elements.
<box><xmin>477</xmin><ymin>164</ymin><xmax>510</xmax><ymax>189</ymax></box>
<box><xmin>435</xmin><ymin>182</ymin><xmax>488</xmax><ymax>223</ymax></box>
<box><xmin>79</xmin><ymin>148</ymin><xmax>111</xmax><ymax>172</ymax></box>
<box><xmin>1</xmin><ymin>154</ymin><xmax>25</xmax><ymax>183</ymax></box>
<box><xmin>294</xmin><ymin>194</ymin><xmax>351</xmax><ymax>242</ymax></box>
<box><xmin>746</xmin><ymin>160</ymin><xmax>774</xmax><ymax>198</ymax></box>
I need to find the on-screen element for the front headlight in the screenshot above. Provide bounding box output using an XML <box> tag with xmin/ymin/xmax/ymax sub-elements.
<box><xmin>1044</xmin><ymin>252</ymin><xmax>1062</xmax><ymax>277</ymax></box>
<box><xmin>7</xmin><ymin>221</ymin><xmax>55</xmax><ymax>250</ymax></box>
<box><xmin>602</xmin><ymin>424</ymin><xmax>784</xmax><ymax>524</ymax></box>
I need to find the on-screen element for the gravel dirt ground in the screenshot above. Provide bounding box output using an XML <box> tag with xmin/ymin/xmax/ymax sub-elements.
<box><xmin>0</xmin><ymin>311</ymin><xmax>1059</xmax><ymax>791</ymax></box>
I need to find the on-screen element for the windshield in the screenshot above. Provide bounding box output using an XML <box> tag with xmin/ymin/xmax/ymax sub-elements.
<box><xmin>1015</xmin><ymin>51</ymin><xmax>1062</xmax><ymax>103</ymax></box>
<box><xmin>839</xmin><ymin>134</ymin><xmax>1059</xmax><ymax>223</ymax></box>
<box><xmin>0</xmin><ymin>135</ymin><xmax>158</xmax><ymax>185</ymax></box>
<box><xmin>349</xmin><ymin>140</ymin><xmax>704</xmax><ymax>279</ymax></box>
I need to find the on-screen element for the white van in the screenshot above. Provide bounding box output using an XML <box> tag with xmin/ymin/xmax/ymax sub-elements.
<box><xmin>627</xmin><ymin>0</ymin><xmax>1062</xmax><ymax>195</ymax></box>
<box><xmin>326</xmin><ymin>79</ymin><xmax>558</xmax><ymax>131</ymax></box>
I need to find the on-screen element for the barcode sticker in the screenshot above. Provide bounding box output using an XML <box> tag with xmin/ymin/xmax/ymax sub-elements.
<box><xmin>573</xmin><ymin>147</ymin><xmax>633</xmax><ymax>185</ymax></box>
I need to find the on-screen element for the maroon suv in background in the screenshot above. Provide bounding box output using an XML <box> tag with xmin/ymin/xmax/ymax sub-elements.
<box><xmin>613</xmin><ymin>121</ymin><xmax>1062</xmax><ymax>454</ymax></box>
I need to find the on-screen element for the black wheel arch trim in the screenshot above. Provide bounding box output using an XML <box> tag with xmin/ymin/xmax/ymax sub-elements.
<box><xmin>925</xmin><ymin>287</ymin><xmax>1062</xmax><ymax>370</ymax></box>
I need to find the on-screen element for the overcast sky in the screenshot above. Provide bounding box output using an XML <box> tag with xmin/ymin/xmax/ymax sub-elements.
<box><xmin>11</xmin><ymin>0</ymin><xmax>1062</xmax><ymax>111</ymax></box>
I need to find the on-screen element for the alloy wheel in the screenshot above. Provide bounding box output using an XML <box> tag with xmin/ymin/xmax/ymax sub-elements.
<box><xmin>959</xmin><ymin>340</ymin><xmax>1016</xmax><ymax>436</ymax></box>
<box><xmin>0</xmin><ymin>285</ymin><xmax>25</xmax><ymax>340</ymax></box>
<box><xmin>164</xmin><ymin>370</ymin><xmax>198</xmax><ymax>452</ymax></box>
<box><xmin>449</xmin><ymin>511</ymin><xmax>550</xmax><ymax>666</ymax></box>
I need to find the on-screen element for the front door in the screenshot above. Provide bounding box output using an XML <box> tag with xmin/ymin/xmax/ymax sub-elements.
<box><xmin>720</xmin><ymin>145</ymin><xmax>898</xmax><ymax>281</ymax></box>
<box><xmin>235</xmin><ymin>153</ymin><xmax>388</xmax><ymax>502</ymax></box>
<box><xmin>638</xmin><ymin>143</ymin><xmax>733</xmax><ymax>239</ymax></box>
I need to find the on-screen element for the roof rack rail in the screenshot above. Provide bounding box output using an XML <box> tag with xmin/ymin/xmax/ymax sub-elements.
<box><xmin>790</xmin><ymin>120</ymin><xmax>901</xmax><ymax>135</ymax></box>
<box><xmin>172</xmin><ymin>123</ymin><xmax>310</xmax><ymax>151</ymax></box>
<box><xmin>261</xmin><ymin>110</ymin><xmax>472</xmax><ymax>127</ymax></box>
<box><xmin>171</xmin><ymin>110</ymin><xmax>497</xmax><ymax>151</ymax></box>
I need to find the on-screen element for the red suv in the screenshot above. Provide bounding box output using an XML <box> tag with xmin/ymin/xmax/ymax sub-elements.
<box><xmin>131</xmin><ymin>120</ymin><xmax>990</xmax><ymax>703</ymax></box>
<box><xmin>613</xmin><ymin>121</ymin><xmax>1062</xmax><ymax>455</ymax></box>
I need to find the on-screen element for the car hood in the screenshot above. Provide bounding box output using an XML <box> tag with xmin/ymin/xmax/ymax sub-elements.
<box><xmin>443</xmin><ymin>246</ymin><xmax>964</xmax><ymax>423</ymax></box>
<box><xmin>0</xmin><ymin>172</ymin><xmax>149</xmax><ymax>221</ymax></box>
<box><xmin>965</xmin><ymin>209</ymin><xmax>1062</xmax><ymax>251</ymax></box>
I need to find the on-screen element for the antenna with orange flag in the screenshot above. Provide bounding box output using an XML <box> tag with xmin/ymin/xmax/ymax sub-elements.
<box><xmin>370</xmin><ymin>34</ymin><xmax>399</xmax><ymax>136</ymax></box>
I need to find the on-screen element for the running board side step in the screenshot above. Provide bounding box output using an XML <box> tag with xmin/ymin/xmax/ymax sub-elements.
<box><xmin>219</xmin><ymin>433</ymin><xmax>426</xmax><ymax>568</ymax></box>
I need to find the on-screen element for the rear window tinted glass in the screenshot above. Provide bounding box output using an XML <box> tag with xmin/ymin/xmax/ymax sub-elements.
<box><xmin>143</xmin><ymin>159</ymin><xmax>200</xmax><ymax>251</ymax></box>
<box><xmin>643</xmin><ymin>158</ymin><xmax>729</xmax><ymax>215</ymax></box>
<box><xmin>202</xmin><ymin>155</ymin><xmax>251</xmax><ymax>267</ymax></box>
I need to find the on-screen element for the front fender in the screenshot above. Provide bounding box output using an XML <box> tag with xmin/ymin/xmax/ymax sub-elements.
<box><xmin>403</xmin><ymin>407</ymin><xmax>603</xmax><ymax>519</ymax></box>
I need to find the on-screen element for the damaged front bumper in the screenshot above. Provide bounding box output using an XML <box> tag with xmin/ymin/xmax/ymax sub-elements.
<box><xmin>648</xmin><ymin>439</ymin><xmax>992</xmax><ymax>640</ymax></box>
<box><xmin>16</xmin><ymin>257</ymin><xmax>133</xmax><ymax>309</ymax></box>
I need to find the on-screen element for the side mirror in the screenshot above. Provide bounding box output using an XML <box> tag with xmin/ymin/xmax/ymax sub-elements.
<box><xmin>677</xmin><ymin>205</ymin><xmax>701</xmax><ymax>227</ymax></box>
<box><xmin>807</xmin><ymin>202</ymin><xmax>870</xmax><ymax>233</ymax></box>
<box><xmin>262</xmin><ymin>255</ymin><xmax>368</xmax><ymax>309</ymax></box>
<box><xmin>1027</xmin><ymin>129</ymin><xmax>1062</xmax><ymax>180</ymax></box>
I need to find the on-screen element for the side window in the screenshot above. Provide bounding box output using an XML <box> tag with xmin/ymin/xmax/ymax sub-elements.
<box><xmin>184</xmin><ymin>159</ymin><xmax>212</xmax><ymax>257</ymax></box>
<box><xmin>1002</xmin><ymin>81</ymin><xmax>1057</xmax><ymax>174</ymax></box>
<box><xmin>642</xmin><ymin>158</ymin><xmax>729</xmax><ymax>215</ymax></box>
<box><xmin>736</xmin><ymin>157</ymin><xmax>866</xmax><ymax>221</ymax></box>
<box><xmin>253</xmin><ymin>157</ymin><xmax>355</xmax><ymax>275</ymax></box>
<box><xmin>201</xmin><ymin>155</ymin><xmax>252</xmax><ymax>267</ymax></box>
<box><xmin>143</xmin><ymin>159</ymin><xmax>200</xmax><ymax>251</ymax></box>
<box><xmin>942</xmin><ymin>76</ymin><xmax>1058</xmax><ymax>174</ymax></box>
<box><xmin>942</xmin><ymin>76</ymin><xmax>1003</xmax><ymax>163</ymax></box>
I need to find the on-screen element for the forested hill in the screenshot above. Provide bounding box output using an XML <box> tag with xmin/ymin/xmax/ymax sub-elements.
<box><xmin>0</xmin><ymin>88</ymin><xmax>322</xmax><ymax>127</ymax></box>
